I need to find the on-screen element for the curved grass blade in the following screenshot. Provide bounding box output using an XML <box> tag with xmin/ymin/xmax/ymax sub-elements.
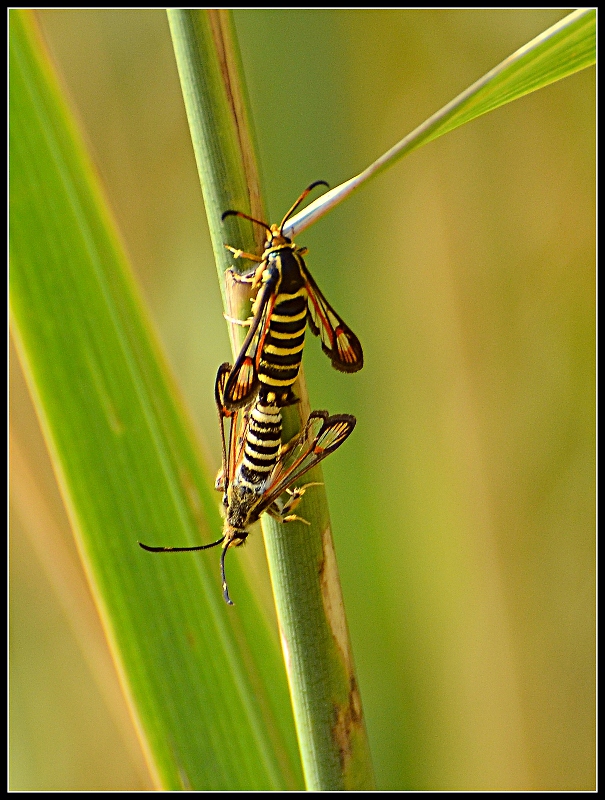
<box><xmin>285</xmin><ymin>8</ymin><xmax>596</xmax><ymax>238</ymax></box>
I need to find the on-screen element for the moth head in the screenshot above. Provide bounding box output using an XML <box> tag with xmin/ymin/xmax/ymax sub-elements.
<box><xmin>265</xmin><ymin>223</ymin><xmax>291</xmax><ymax>249</ymax></box>
<box><xmin>219</xmin><ymin>525</ymin><xmax>249</xmax><ymax>605</ymax></box>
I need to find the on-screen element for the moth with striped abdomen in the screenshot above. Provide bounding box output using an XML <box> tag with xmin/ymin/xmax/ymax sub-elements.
<box><xmin>139</xmin><ymin>363</ymin><xmax>356</xmax><ymax>605</ymax></box>
<box><xmin>221</xmin><ymin>182</ymin><xmax>363</xmax><ymax>410</ymax></box>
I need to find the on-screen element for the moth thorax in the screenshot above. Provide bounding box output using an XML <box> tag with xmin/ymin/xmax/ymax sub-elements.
<box><xmin>226</xmin><ymin>483</ymin><xmax>259</xmax><ymax>529</ymax></box>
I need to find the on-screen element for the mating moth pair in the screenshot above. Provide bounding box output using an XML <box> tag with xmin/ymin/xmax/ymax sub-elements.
<box><xmin>140</xmin><ymin>183</ymin><xmax>363</xmax><ymax>604</ymax></box>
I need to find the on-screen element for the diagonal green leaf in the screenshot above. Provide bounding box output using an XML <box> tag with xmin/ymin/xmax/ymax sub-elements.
<box><xmin>9</xmin><ymin>9</ymin><xmax>303</xmax><ymax>791</ymax></box>
<box><xmin>287</xmin><ymin>8</ymin><xmax>596</xmax><ymax>237</ymax></box>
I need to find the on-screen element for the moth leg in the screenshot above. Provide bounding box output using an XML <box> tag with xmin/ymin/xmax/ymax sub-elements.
<box><xmin>224</xmin><ymin>259</ymin><xmax>267</xmax><ymax>329</ymax></box>
<box><xmin>226</xmin><ymin>260</ymin><xmax>267</xmax><ymax>298</ymax></box>
<box><xmin>225</xmin><ymin>244</ymin><xmax>264</xmax><ymax>263</ymax></box>
<box><xmin>249</xmin><ymin>262</ymin><xmax>268</xmax><ymax>295</ymax></box>
<box><xmin>286</xmin><ymin>482</ymin><xmax>323</xmax><ymax>498</ymax></box>
<box><xmin>275</xmin><ymin>482</ymin><xmax>324</xmax><ymax>522</ymax></box>
<box><xmin>265</xmin><ymin>503</ymin><xmax>309</xmax><ymax>526</ymax></box>
<box><xmin>215</xmin><ymin>467</ymin><xmax>226</xmax><ymax>493</ymax></box>
<box><xmin>225</xmin><ymin>265</ymin><xmax>255</xmax><ymax>286</ymax></box>
<box><xmin>282</xmin><ymin>514</ymin><xmax>311</xmax><ymax>525</ymax></box>
<box><xmin>223</xmin><ymin>312</ymin><xmax>253</xmax><ymax>327</ymax></box>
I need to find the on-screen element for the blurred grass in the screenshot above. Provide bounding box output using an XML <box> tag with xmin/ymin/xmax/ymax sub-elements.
<box><xmin>10</xmin><ymin>9</ymin><xmax>303</xmax><ymax>790</ymax></box>
<box><xmin>10</xmin><ymin>9</ymin><xmax>595</xmax><ymax>790</ymax></box>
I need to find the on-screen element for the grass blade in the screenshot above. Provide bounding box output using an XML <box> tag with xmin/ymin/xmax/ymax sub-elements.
<box><xmin>286</xmin><ymin>8</ymin><xmax>596</xmax><ymax>236</ymax></box>
<box><xmin>10</xmin><ymin>9</ymin><xmax>302</xmax><ymax>790</ymax></box>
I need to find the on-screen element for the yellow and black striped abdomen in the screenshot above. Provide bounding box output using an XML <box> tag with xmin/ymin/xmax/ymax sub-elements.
<box><xmin>258</xmin><ymin>287</ymin><xmax>308</xmax><ymax>404</ymax></box>
<box><xmin>235</xmin><ymin>401</ymin><xmax>282</xmax><ymax>490</ymax></box>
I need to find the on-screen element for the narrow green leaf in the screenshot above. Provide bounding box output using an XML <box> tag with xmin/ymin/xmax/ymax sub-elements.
<box><xmin>286</xmin><ymin>8</ymin><xmax>596</xmax><ymax>237</ymax></box>
<box><xmin>9</xmin><ymin>9</ymin><xmax>302</xmax><ymax>790</ymax></box>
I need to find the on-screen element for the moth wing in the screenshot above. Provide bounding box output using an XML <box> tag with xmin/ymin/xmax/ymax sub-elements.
<box><xmin>214</xmin><ymin>363</ymin><xmax>249</xmax><ymax>494</ymax></box>
<box><xmin>223</xmin><ymin>272</ymin><xmax>278</xmax><ymax>409</ymax></box>
<box><xmin>254</xmin><ymin>411</ymin><xmax>356</xmax><ymax>516</ymax></box>
<box><xmin>301</xmin><ymin>262</ymin><xmax>363</xmax><ymax>373</ymax></box>
<box><xmin>214</xmin><ymin>364</ymin><xmax>233</xmax><ymax>493</ymax></box>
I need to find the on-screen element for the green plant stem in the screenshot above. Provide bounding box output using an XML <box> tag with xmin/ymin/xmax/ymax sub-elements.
<box><xmin>168</xmin><ymin>9</ymin><xmax>375</xmax><ymax>790</ymax></box>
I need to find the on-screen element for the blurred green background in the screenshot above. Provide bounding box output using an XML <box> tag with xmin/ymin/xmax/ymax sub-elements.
<box><xmin>10</xmin><ymin>9</ymin><xmax>594</xmax><ymax>790</ymax></box>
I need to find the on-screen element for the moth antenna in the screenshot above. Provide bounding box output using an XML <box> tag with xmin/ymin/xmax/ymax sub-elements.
<box><xmin>220</xmin><ymin>543</ymin><xmax>234</xmax><ymax>605</ymax></box>
<box><xmin>221</xmin><ymin>209</ymin><xmax>271</xmax><ymax>233</ymax></box>
<box><xmin>138</xmin><ymin>536</ymin><xmax>225</xmax><ymax>553</ymax></box>
<box><xmin>279</xmin><ymin>180</ymin><xmax>329</xmax><ymax>232</ymax></box>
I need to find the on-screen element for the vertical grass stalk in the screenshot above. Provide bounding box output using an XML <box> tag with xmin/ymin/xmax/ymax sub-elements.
<box><xmin>168</xmin><ymin>9</ymin><xmax>374</xmax><ymax>790</ymax></box>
